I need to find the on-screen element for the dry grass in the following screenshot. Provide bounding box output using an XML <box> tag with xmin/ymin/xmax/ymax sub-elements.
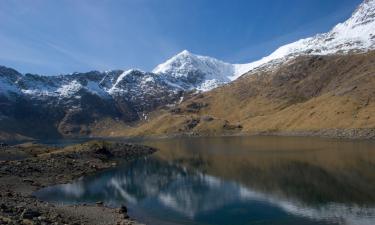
<box><xmin>93</xmin><ymin>51</ymin><xmax>375</xmax><ymax>138</ymax></box>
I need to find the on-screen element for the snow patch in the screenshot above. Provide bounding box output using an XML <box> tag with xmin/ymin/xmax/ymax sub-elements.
<box><xmin>56</xmin><ymin>80</ymin><xmax>82</xmax><ymax>98</ymax></box>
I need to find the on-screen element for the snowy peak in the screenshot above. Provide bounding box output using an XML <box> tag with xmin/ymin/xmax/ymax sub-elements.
<box><xmin>229</xmin><ymin>0</ymin><xmax>375</xmax><ymax>80</ymax></box>
<box><xmin>153</xmin><ymin>0</ymin><xmax>375</xmax><ymax>87</ymax></box>
<box><xmin>153</xmin><ymin>50</ymin><xmax>235</xmax><ymax>91</ymax></box>
<box><xmin>327</xmin><ymin>0</ymin><xmax>375</xmax><ymax>49</ymax></box>
<box><xmin>350</xmin><ymin>0</ymin><xmax>375</xmax><ymax>27</ymax></box>
<box><xmin>1</xmin><ymin>0</ymin><xmax>374</xmax><ymax>97</ymax></box>
<box><xmin>153</xmin><ymin>50</ymin><xmax>232</xmax><ymax>77</ymax></box>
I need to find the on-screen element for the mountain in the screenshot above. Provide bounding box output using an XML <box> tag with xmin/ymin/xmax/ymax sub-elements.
<box><xmin>1</xmin><ymin>0</ymin><xmax>374</xmax><ymax>140</ymax></box>
<box><xmin>0</xmin><ymin>45</ymin><xmax>249</xmax><ymax>139</ymax></box>
<box><xmin>230</xmin><ymin>0</ymin><xmax>375</xmax><ymax>79</ymax></box>
<box><xmin>0</xmin><ymin>67</ymin><xmax>187</xmax><ymax>138</ymax></box>
<box><xmin>154</xmin><ymin>0</ymin><xmax>375</xmax><ymax>86</ymax></box>
<box><xmin>0</xmin><ymin>51</ymin><xmax>245</xmax><ymax>102</ymax></box>
<box><xmin>113</xmin><ymin>51</ymin><xmax>375</xmax><ymax>139</ymax></box>
<box><xmin>98</xmin><ymin>0</ymin><xmax>375</xmax><ymax>139</ymax></box>
<box><xmin>153</xmin><ymin>50</ymin><xmax>241</xmax><ymax>91</ymax></box>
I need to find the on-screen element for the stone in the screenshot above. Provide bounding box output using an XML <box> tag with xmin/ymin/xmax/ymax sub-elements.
<box><xmin>21</xmin><ymin>219</ymin><xmax>35</xmax><ymax>225</ymax></box>
<box><xmin>37</xmin><ymin>216</ymin><xmax>47</xmax><ymax>221</ymax></box>
<box><xmin>21</xmin><ymin>209</ymin><xmax>41</xmax><ymax>219</ymax></box>
<box><xmin>119</xmin><ymin>205</ymin><xmax>127</xmax><ymax>214</ymax></box>
<box><xmin>201</xmin><ymin>115</ymin><xmax>214</xmax><ymax>122</ymax></box>
<box><xmin>0</xmin><ymin>203</ymin><xmax>6</xmax><ymax>210</ymax></box>
<box><xmin>22</xmin><ymin>178</ymin><xmax>34</xmax><ymax>183</ymax></box>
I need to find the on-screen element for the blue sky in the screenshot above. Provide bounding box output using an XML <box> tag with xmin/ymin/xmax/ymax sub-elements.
<box><xmin>0</xmin><ymin>0</ymin><xmax>363</xmax><ymax>75</ymax></box>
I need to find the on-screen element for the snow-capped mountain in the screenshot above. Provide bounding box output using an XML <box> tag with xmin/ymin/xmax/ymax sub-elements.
<box><xmin>231</xmin><ymin>0</ymin><xmax>375</xmax><ymax>79</ymax></box>
<box><xmin>0</xmin><ymin>66</ymin><xmax>187</xmax><ymax>138</ymax></box>
<box><xmin>2</xmin><ymin>0</ymin><xmax>374</xmax><ymax>100</ymax></box>
<box><xmin>153</xmin><ymin>0</ymin><xmax>375</xmax><ymax>86</ymax></box>
<box><xmin>153</xmin><ymin>50</ymin><xmax>237</xmax><ymax>91</ymax></box>
<box><xmin>0</xmin><ymin>67</ymin><xmax>184</xmax><ymax>114</ymax></box>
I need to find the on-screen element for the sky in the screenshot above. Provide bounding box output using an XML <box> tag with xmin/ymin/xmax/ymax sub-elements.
<box><xmin>0</xmin><ymin>0</ymin><xmax>363</xmax><ymax>75</ymax></box>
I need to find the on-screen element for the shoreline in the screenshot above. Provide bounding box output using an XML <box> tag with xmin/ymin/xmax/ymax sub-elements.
<box><xmin>2</xmin><ymin>127</ymin><xmax>375</xmax><ymax>144</ymax></box>
<box><xmin>95</xmin><ymin>127</ymin><xmax>375</xmax><ymax>142</ymax></box>
<box><xmin>0</xmin><ymin>141</ymin><xmax>156</xmax><ymax>225</ymax></box>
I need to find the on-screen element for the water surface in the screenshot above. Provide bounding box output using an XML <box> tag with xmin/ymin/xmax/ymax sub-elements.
<box><xmin>35</xmin><ymin>136</ymin><xmax>375</xmax><ymax>225</ymax></box>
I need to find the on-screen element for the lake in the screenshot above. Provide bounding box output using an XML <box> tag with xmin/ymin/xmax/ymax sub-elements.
<box><xmin>34</xmin><ymin>136</ymin><xmax>375</xmax><ymax>225</ymax></box>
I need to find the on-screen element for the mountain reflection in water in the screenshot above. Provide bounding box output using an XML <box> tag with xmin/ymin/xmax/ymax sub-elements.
<box><xmin>35</xmin><ymin>136</ymin><xmax>375</xmax><ymax>225</ymax></box>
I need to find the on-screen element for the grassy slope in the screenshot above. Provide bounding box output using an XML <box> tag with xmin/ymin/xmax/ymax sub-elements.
<box><xmin>95</xmin><ymin>51</ymin><xmax>375</xmax><ymax>138</ymax></box>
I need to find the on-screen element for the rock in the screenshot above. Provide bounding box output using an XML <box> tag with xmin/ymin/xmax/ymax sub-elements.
<box><xmin>119</xmin><ymin>205</ymin><xmax>127</xmax><ymax>214</ymax></box>
<box><xmin>21</xmin><ymin>209</ymin><xmax>41</xmax><ymax>219</ymax></box>
<box><xmin>50</xmin><ymin>213</ymin><xmax>61</xmax><ymax>220</ymax></box>
<box><xmin>185</xmin><ymin>118</ymin><xmax>200</xmax><ymax>130</ymax></box>
<box><xmin>0</xmin><ymin>203</ymin><xmax>6</xmax><ymax>210</ymax></box>
<box><xmin>21</xmin><ymin>219</ymin><xmax>35</xmax><ymax>225</ymax></box>
<box><xmin>94</xmin><ymin>147</ymin><xmax>113</xmax><ymax>157</ymax></box>
<box><xmin>37</xmin><ymin>216</ymin><xmax>47</xmax><ymax>221</ymax></box>
<box><xmin>186</xmin><ymin>102</ymin><xmax>208</xmax><ymax>113</ymax></box>
<box><xmin>96</xmin><ymin>201</ymin><xmax>103</xmax><ymax>206</ymax></box>
<box><xmin>170</xmin><ymin>107</ymin><xmax>182</xmax><ymax>114</ymax></box>
<box><xmin>201</xmin><ymin>115</ymin><xmax>214</xmax><ymax>122</ymax></box>
<box><xmin>22</xmin><ymin>178</ymin><xmax>34</xmax><ymax>183</ymax></box>
<box><xmin>223</xmin><ymin>121</ymin><xmax>242</xmax><ymax>130</ymax></box>
<box><xmin>0</xmin><ymin>216</ymin><xmax>12</xmax><ymax>223</ymax></box>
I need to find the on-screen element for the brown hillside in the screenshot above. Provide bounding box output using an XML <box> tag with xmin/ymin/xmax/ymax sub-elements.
<box><xmin>94</xmin><ymin>51</ymin><xmax>375</xmax><ymax>139</ymax></box>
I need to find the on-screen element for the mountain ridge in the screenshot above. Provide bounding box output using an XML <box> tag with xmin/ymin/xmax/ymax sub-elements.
<box><xmin>106</xmin><ymin>51</ymin><xmax>375</xmax><ymax>139</ymax></box>
<box><xmin>1</xmin><ymin>0</ymin><xmax>374</xmax><ymax>140</ymax></box>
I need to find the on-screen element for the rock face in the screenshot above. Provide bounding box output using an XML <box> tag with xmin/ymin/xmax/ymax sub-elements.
<box><xmin>0</xmin><ymin>0</ymin><xmax>374</xmax><ymax>139</ymax></box>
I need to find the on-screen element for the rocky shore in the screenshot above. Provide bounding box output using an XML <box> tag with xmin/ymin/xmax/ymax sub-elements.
<box><xmin>0</xmin><ymin>141</ymin><xmax>156</xmax><ymax>225</ymax></box>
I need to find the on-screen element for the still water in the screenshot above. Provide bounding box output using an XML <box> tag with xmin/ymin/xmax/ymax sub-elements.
<box><xmin>34</xmin><ymin>136</ymin><xmax>375</xmax><ymax>225</ymax></box>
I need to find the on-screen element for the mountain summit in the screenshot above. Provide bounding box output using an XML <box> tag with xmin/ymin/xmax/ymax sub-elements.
<box><xmin>153</xmin><ymin>50</ymin><xmax>236</xmax><ymax>91</ymax></box>
<box><xmin>153</xmin><ymin>0</ymin><xmax>375</xmax><ymax>84</ymax></box>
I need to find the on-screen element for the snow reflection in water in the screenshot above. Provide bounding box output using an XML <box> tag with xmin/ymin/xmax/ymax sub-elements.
<box><xmin>35</xmin><ymin>136</ymin><xmax>375</xmax><ymax>225</ymax></box>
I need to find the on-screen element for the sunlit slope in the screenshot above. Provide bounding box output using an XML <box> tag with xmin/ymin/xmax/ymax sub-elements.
<box><xmin>100</xmin><ymin>51</ymin><xmax>375</xmax><ymax>138</ymax></box>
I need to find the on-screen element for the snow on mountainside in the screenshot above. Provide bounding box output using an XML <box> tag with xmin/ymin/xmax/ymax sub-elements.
<box><xmin>231</xmin><ymin>0</ymin><xmax>375</xmax><ymax>80</ymax></box>
<box><xmin>1</xmin><ymin>0</ymin><xmax>374</xmax><ymax>99</ymax></box>
<box><xmin>153</xmin><ymin>50</ymin><xmax>235</xmax><ymax>91</ymax></box>
<box><xmin>153</xmin><ymin>0</ymin><xmax>375</xmax><ymax>86</ymax></box>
